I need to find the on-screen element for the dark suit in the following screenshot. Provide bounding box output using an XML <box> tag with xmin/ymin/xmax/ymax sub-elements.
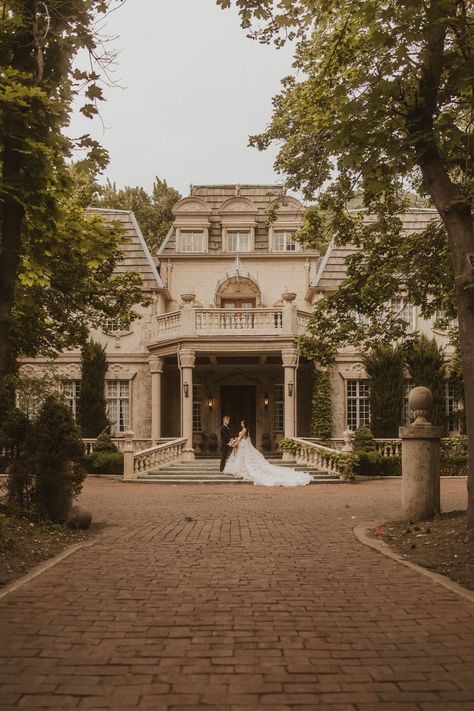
<box><xmin>220</xmin><ymin>424</ymin><xmax>231</xmax><ymax>472</ymax></box>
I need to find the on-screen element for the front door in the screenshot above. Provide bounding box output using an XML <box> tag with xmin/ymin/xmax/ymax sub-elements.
<box><xmin>220</xmin><ymin>385</ymin><xmax>257</xmax><ymax>446</ymax></box>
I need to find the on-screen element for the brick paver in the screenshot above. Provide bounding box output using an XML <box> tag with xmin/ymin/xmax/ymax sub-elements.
<box><xmin>0</xmin><ymin>478</ymin><xmax>473</xmax><ymax>710</ymax></box>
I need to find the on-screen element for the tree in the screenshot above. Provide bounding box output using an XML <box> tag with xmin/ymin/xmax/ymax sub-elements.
<box><xmin>78</xmin><ymin>340</ymin><xmax>109</xmax><ymax>438</ymax></box>
<box><xmin>0</xmin><ymin>1</ymin><xmax>128</xmax><ymax>393</ymax></box>
<box><xmin>92</xmin><ymin>177</ymin><xmax>181</xmax><ymax>253</ymax></box>
<box><xmin>363</xmin><ymin>344</ymin><xmax>405</xmax><ymax>438</ymax></box>
<box><xmin>221</xmin><ymin>0</ymin><xmax>474</xmax><ymax>538</ymax></box>
<box><xmin>405</xmin><ymin>335</ymin><xmax>446</xmax><ymax>429</ymax></box>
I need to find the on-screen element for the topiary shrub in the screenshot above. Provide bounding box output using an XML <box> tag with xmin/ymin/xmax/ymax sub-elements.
<box><xmin>441</xmin><ymin>435</ymin><xmax>468</xmax><ymax>476</ymax></box>
<box><xmin>93</xmin><ymin>430</ymin><xmax>118</xmax><ymax>453</ymax></box>
<box><xmin>353</xmin><ymin>450</ymin><xmax>381</xmax><ymax>475</ymax></box>
<box><xmin>78</xmin><ymin>340</ymin><xmax>109</xmax><ymax>437</ymax></box>
<box><xmin>405</xmin><ymin>335</ymin><xmax>446</xmax><ymax>429</ymax></box>
<box><xmin>1</xmin><ymin>409</ymin><xmax>34</xmax><ymax>510</ymax></box>
<box><xmin>83</xmin><ymin>451</ymin><xmax>123</xmax><ymax>475</ymax></box>
<box><xmin>363</xmin><ymin>344</ymin><xmax>404</xmax><ymax>437</ymax></box>
<box><xmin>353</xmin><ymin>426</ymin><xmax>376</xmax><ymax>452</ymax></box>
<box><xmin>29</xmin><ymin>395</ymin><xmax>86</xmax><ymax>521</ymax></box>
<box><xmin>379</xmin><ymin>456</ymin><xmax>401</xmax><ymax>477</ymax></box>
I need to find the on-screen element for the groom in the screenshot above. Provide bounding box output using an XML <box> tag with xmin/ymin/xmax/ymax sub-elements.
<box><xmin>219</xmin><ymin>415</ymin><xmax>232</xmax><ymax>472</ymax></box>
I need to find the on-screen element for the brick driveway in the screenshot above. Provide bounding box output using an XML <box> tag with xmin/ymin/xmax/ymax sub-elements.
<box><xmin>1</xmin><ymin>478</ymin><xmax>473</xmax><ymax>710</ymax></box>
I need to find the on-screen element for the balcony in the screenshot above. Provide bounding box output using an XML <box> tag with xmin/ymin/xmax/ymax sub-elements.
<box><xmin>154</xmin><ymin>307</ymin><xmax>311</xmax><ymax>342</ymax></box>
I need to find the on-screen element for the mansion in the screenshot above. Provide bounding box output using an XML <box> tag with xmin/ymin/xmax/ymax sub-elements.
<box><xmin>20</xmin><ymin>185</ymin><xmax>456</xmax><ymax>457</ymax></box>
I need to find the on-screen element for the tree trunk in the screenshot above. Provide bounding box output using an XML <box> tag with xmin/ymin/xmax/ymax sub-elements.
<box><xmin>415</xmin><ymin>143</ymin><xmax>474</xmax><ymax>538</ymax></box>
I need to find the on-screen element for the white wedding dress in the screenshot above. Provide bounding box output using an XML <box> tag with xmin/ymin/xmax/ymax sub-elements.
<box><xmin>224</xmin><ymin>429</ymin><xmax>312</xmax><ymax>487</ymax></box>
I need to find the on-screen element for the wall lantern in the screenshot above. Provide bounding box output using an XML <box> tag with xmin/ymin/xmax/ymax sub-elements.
<box><xmin>288</xmin><ymin>382</ymin><xmax>294</xmax><ymax>397</ymax></box>
<box><xmin>208</xmin><ymin>393</ymin><xmax>213</xmax><ymax>411</ymax></box>
<box><xmin>183</xmin><ymin>382</ymin><xmax>189</xmax><ymax>398</ymax></box>
<box><xmin>264</xmin><ymin>392</ymin><xmax>269</xmax><ymax>408</ymax></box>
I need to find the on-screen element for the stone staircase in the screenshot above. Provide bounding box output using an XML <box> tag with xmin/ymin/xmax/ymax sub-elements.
<box><xmin>137</xmin><ymin>458</ymin><xmax>345</xmax><ymax>484</ymax></box>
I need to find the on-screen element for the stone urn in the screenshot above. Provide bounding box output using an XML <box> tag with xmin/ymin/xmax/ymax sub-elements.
<box><xmin>181</xmin><ymin>292</ymin><xmax>196</xmax><ymax>305</ymax></box>
<box><xmin>409</xmin><ymin>386</ymin><xmax>433</xmax><ymax>425</ymax></box>
<box><xmin>281</xmin><ymin>291</ymin><xmax>297</xmax><ymax>303</ymax></box>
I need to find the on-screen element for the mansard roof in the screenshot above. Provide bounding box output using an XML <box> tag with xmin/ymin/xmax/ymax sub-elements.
<box><xmin>311</xmin><ymin>208</ymin><xmax>439</xmax><ymax>292</ymax></box>
<box><xmin>88</xmin><ymin>208</ymin><xmax>164</xmax><ymax>290</ymax></box>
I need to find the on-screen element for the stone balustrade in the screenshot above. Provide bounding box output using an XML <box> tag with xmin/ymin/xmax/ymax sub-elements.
<box><xmin>289</xmin><ymin>437</ymin><xmax>356</xmax><ymax>480</ymax></box>
<box><xmin>82</xmin><ymin>438</ymin><xmax>157</xmax><ymax>455</ymax></box>
<box><xmin>154</xmin><ymin>306</ymin><xmax>312</xmax><ymax>341</ymax></box>
<box><xmin>124</xmin><ymin>437</ymin><xmax>187</xmax><ymax>479</ymax></box>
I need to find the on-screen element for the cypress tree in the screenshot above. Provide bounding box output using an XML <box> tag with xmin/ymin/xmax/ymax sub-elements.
<box><xmin>405</xmin><ymin>335</ymin><xmax>446</xmax><ymax>428</ymax></box>
<box><xmin>78</xmin><ymin>340</ymin><xmax>109</xmax><ymax>437</ymax></box>
<box><xmin>363</xmin><ymin>344</ymin><xmax>404</xmax><ymax>437</ymax></box>
<box><xmin>310</xmin><ymin>367</ymin><xmax>333</xmax><ymax>440</ymax></box>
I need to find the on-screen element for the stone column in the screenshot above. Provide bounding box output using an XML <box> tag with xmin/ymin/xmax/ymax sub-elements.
<box><xmin>149</xmin><ymin>356</ymin><xmax>164</xmax><ymax>442</ymax></box>
<box><xmin>282</xmin><ymin>348</ymin><xmax>298</xmax><ymax>441</ymax></box>
<box><xmin>281</xmin><ymin>289</ymin><xmax>297</xmax><ymax>336</ymax></box>
<box><xmin>400</xmin><ymin>386</ymin><xmax>443</xmax><ymax>521</ymax></box>
<box><xmin>179</xmin><ymin>348</ymin><xmax>195</xmax><ymax>461</ymax></box>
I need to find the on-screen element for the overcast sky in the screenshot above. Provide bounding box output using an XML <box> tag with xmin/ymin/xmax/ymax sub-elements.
<box><xmin>68</xmin><ymin>0</ymin><xmax>294</xmax><ymax>197</ymax></box>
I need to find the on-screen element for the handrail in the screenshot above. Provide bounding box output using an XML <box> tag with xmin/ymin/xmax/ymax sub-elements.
<box><xmin>125</xmin><ymin>437</ymin><xmax>187</xmax><ymax>479</ymax></box>
<box><xmin>281</xmin><ymin>437</ymin><xmax>356</xmax><ymax>480</ymax></box>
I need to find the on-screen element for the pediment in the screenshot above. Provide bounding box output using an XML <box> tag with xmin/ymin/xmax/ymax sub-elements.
<box><xmin>219</xmin><ymin>197</ymin><xmax>257</xmax><ymax>215</ymax></box>
<box><xmin>172</xmin><ymin>197</ymin><xmax>211</xmax><ymax>215</ymax></box>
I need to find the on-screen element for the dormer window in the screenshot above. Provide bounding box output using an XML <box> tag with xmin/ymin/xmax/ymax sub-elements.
<box><xmin>227</xmin><ymin>230</ymin><xmax>250</xmax><ymax>252</ymax></box>
<box><xmin>274</xmin><ymin>230</ymin><xmax>296</xmax><ymax>251</ymax></box>
<box><xmin>181</xmin><ymin>231</ymin><xmax>204</xmax><ymax>252</ymax></box>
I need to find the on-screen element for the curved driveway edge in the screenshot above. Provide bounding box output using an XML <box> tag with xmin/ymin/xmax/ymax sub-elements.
<box><xmin>0</xmin><ymin>534</ymin><xmax>103</xmax><ymax>601</ymax></box>
<box><xmin>354</xmin><ymin>521</ymin><xmax>474</xmax><ymax>605</ymax></box>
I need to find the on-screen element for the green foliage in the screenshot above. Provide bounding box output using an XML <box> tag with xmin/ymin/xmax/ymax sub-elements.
<box><xmin>0</xmin><ymin>409</ymin><xmax>31</xmax><ymax>459</ymax></box>
<box><xmin>92</xmin><ymin>178</ymin><xmax>181</xmax><ymax>254</ymax></box>
<box><xmin>25</xmin><ymin>396</ymin><xmax>85</xmax><ymax>521</ymax></box>
<box><xmin>93</xmin><ymin>430</ymin><xmax>118</xmax><ymax>453</ymax></box>
<box><xmin>405</xmin><ymin>336</ymin><xmax>446</xmax><ymax>429</ymax></box>
<box><xmin>83</xmin><ymin>451</ymin><xmax>123</xmax><ymax>475</ymax></box>
<box><xmin>363</xmin><ymin>344</ymin><xmax>404</xmax><ymax>437</ymax></box>
<box><xmin>441</xmin><ymin>435</ymin><xmax>468</xmax><ymax>477</ymax></box>
<box><xmin>310</xmin><ymin>367</ymin><xmax>332</xmax><ymax>440</ymax></box>
<box><xmin>78</xmin><ymin>341</ymin><xmax>108</xmax><ymax>438</ymax></box>
<box><xmin>0</xmin><ymin>1</ymin><xmax>147</xmax><ymax>392</ymax></box>
<box><xmin>279</xmin><ymin>438</ymin><xmax>356</xmax><ymax>480</ymax></box>
<box><xmin>353</xmin><ymin>427</ymin><xmax>376</xmax><ymax>452</ymax></box>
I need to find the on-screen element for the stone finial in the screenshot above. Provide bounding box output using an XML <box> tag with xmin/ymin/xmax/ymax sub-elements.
<box><xmin>342</xmin><ymin>429</ymin><xmax>354</xmax><ymax>452</ymax></box>
<box><xmin>409</xmin><ymin>386</ymin><xmax>433</xmax><ymax>425</ymax></box>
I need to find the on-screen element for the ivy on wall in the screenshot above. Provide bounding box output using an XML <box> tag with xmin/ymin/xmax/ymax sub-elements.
<box><xmin>310</xmin><ymin>366</ymin><xmax>333</xmax><ymax>440</ymax></box>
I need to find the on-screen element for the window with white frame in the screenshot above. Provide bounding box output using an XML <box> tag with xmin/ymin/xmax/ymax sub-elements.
<box><xmin>106</xmin><ymin>380</ymin><xmax>130</xmax><ymax>432</ymax></box>
<box><xmin>103</xmin><ymin>319</ymin><xmax>121</xmax><ymax>333</ymax></box>
<box><xmin>227</xmin><ymin>230</ymin><xmax>250</xmax><ymax>252</ymax></box>
<box><xmin>390</xmin><ymin>297</ymin><xmax>415</xmax><ymax>329</ymax></box>
<box><xmin>192</xmin><ymin>384</ymin><xmax>202</xmax><ymax>433</ymax></box>
<box><xmin>62</xmin><ymin>380</ymin><xmax>81</xmax><ymax>421</ymax></box>
<box><xmin>446</xmin><ymin>380</ymin><xmax>461</xmax><ymax>433</ymax></box>
<box><xmin>273</xmin><ymin>230</ymin><xmax>296</xmax><ymax>251</ymax></box>
<box><xmin>346</xmin><ymin>379</ymin><xmax>370</xmax><ymax>430</ymax></box>
<box><xmin>273</xmin><ymin>383</ymin><xmax>284</xmax><ymax>432</ymax></box>
<box><xmin>181</xmin><ymin>231</ymin><xmax>204</xmax><ymax>252</ymax></box>
<box><xmin>402</xmin><ymin>379</ymin><xmax>414</xmax><ymax>426</ymax></box>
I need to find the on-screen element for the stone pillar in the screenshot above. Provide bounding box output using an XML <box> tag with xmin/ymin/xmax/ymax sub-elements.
<box><xmin>281</xmin><ymin>289</ymin><xmax>297</xmax><ymax>335</ymax></box>
<box><xmin>179</xmin><ymin>348</ymin><xmax>195</xmax><ymax>462</ymax></box>
<box><xmin>180</xmin><ymin>292</ymin><xmax>196</xmax><ymax>337</ymax></box>
<box><xmin>122</xmin><ymin>430</ymin><xmax>136</xmax><ymax>480</ymax></box>
<box><xmin>282</xmin><ymin>347</ymin><xmax>298</xmax><ymax>441</ymax></box>
<box><xmin>149</xmin><ymin>356</ymin><xmax>163</xmax><ymax>442</ymax></box>
<box><xmin>400</xmin><ymin>386</ymin><xmax>443</xmax><ymax>521</ymax></box>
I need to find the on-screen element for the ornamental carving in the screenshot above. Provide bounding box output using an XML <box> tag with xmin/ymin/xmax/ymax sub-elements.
<box><xmin>179</xmin><ymin>349</ymin><xmax>195</xmax><ymax>369</ymax></box>
<box><xmin>281</xmin><ymin>348</ymin><xmax>298</xmax><ymax>368</ymax></box>
<box><xmin>149</xmin><ymin>356</ymin><xmax>164</xmax><ymax>374</ymax></box>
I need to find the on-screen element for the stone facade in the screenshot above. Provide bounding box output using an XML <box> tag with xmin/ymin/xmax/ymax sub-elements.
<box><xmin>19</xmin><ymin>190</ymin><xmax>459</xmax><ymax>453</ymax></box>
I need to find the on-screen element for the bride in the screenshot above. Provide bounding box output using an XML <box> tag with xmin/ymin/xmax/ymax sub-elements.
<box><xmin>224</xmin><ymin>420</ymin><xmax>312</xmax><ymax>487</ymax></box>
